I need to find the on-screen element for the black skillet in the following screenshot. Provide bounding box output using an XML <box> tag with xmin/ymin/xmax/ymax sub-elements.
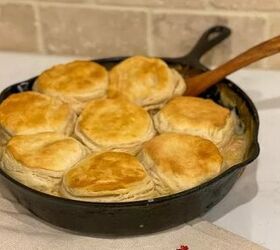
<box><xmin>0</xmin><ymin>26</ymin><xmax>260</xmax><ymax>235</ymax></box>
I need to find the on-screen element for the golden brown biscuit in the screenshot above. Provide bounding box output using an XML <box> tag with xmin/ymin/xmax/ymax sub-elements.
<box><xmin>153</xmin><ymin>96</ymin><xmax>236</xmax><ymax>147</ymax></box>
<box><xmin>0</xmin><ymin>91</ymin><xmax>76</xmax><ymax>143</ymax></box>
<box><xmin>108</xmin><ymin>56</ymin><xmax>186</xmax><ymax>109</ymax></box>
<box><xmin>1</xmin><ymin>132</ymin><xmax>89</xmax><ymax>195</ymax></box>
<box><xmin>139</xmin><ymin>133</ymin><xmax>222</xmax><ymax>195</ymax></box>
<box><xmin>74</xmin><ymin>97</ymin><xmax>155</xmax><ymax>154</ymax></box>
<box><xmin>33</xmin><ymin>60</ymin><xmax>108</xmax><ymax>113</ymax></box>
<box><xmin>61</xmin><ymin>152</ymin><xmax>155</xmax><ymax>202</ymax></box>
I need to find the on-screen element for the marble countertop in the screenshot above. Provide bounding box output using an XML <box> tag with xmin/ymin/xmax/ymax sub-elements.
<box><xmin>0</xmin><ymin>51</ymin><xmax>279</xmax><ymax>249</ymax></box>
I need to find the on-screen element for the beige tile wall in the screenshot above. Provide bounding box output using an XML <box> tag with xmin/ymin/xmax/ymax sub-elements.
<box><xmin>0</xmin><ymin>0</ymin><xmax>280</xmax><ymax>69</ymax></box>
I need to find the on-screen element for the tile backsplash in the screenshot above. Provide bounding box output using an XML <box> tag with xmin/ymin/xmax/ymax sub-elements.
<box><xmin>1</xmin><ymin>0</ymin><xmax>280</xmax><ymax>69</ymax></box>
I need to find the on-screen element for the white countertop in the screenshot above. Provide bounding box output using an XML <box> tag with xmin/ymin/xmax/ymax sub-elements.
<box><xmin>0</xmin><ymin>51</ymin><xmax>279</xmax><ymax>249</ymax></box>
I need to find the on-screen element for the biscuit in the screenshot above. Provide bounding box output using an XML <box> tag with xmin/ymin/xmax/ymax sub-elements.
<box><xmin>61</xmin><ymin>152</ymin><xmax>155</xmax><ymax>202</ymax></box>
<box><xmin>75</xmin><ymin>97</ymin><xmax>155</xmax><ymax>154</ymax></box>
<box><xmin>139</xmin><ymin>133</ymin><xmax>222</xmax><ymax>195</ymax></box>
<box><xmin>0</xmin><ymin>91</ymin><xmax>76</xmax><ymax>144</ymax></box>
<box><xmin>153</xmin><ymin>96</ymin><xmax>236</xmax><ymax>147</ymax></box>
<box><xmin>108</xmin><ymin>56</ymin><xmax>186</xmax><ymax>110</ymax></box>
<box><xmin>1</xmin><ymin>132</ymin><xmax>89</xmax><ymax>195</ymax></box>
<box><xmin>33</xmin><ymin>60</ymin><xmax>108</xmax><ymax>113</ymax></box>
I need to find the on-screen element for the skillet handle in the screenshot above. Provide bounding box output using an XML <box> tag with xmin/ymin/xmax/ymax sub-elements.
<box><xmin>182</xmin><ymin>26</ymin><xmax>231</xmax><ymax>66</ymax></box>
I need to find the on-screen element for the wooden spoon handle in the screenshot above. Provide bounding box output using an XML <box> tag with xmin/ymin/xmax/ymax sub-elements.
<box><xmin>186</xmin><ymin>35</ymin><xmax>280</xmax><ymax>96</ymax></box>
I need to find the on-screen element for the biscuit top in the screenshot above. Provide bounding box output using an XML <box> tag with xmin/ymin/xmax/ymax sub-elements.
<box><xmin>108</xmin><ymin>56</ymin><xmax>175</xmax><ymax>106</ymax></box>
<box><xmin>64</xmin><ymin>152</ymin><xmax>148</xmax><ymax>194</ymax></box>
<box><xmin>159</xmin><ymin>96</ymin><xmax>230</xmax><ymax>129</ymax></box>
<box><xmin>6</xmin><ymin>132</ymin><xmax>87</xmax><ymax>171</ymax></box>
<box><xmin>142</xmin><ymin>133</ymin><xmax>222</xmax><ymax>189</ymax></box>
<box><xmin>0</xmin><ymin>91</ymin><xmax>74</xmax><ymax>136</ymax></box>
<box><xmin>35</xmin><ymin>60</ymin><xmax>108</xmax><ymax>98</ymax></box>
<box><xmin>76</xmin><ymin>97</ymin><xmax>153</xmax><ymax>146</ymax></box>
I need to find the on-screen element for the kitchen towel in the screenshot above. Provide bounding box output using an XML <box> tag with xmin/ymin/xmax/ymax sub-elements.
<box><xmin>0</xmin><ymin>181</ymin><xmax>266</xmax><ymax>250</ymax></box>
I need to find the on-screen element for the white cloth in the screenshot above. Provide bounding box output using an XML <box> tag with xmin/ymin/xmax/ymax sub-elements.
<box><xmin>0</xmin><ymin>181</ymin><xmax>265</xmax><ymax>250</ymax></box>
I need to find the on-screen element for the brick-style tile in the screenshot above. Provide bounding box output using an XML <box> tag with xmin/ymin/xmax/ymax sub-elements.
<box><xmin>0</xmin><ymin>3</ymin><xmax>38</xmax><ymax>52</ymax></box>
<box><xmin>40</xmin><ymin>6</ymin><xmax>148</xmax><ymax>57</ymax></box>
<box><xmin>151</xmin><ymin>12</ymin><xmax>266</xmax><ymax>68</ymax></box>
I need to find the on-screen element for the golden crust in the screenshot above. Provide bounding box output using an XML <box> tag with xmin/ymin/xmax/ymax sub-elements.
<box><xmin>34</xmin><ymin>60</ymin><xmax>108</xmax><ymax>101</ymax></box>
<box><xmin>154</xmin><ymin>96</ymin><xmax>235</xmax><ymax>147</ymax></box>
<box><xmin>140</xmin><ymin>133</ymin><xmax>222</xmax><ymax>193</ymax></box>
<box><xmin>1</xmin><ymin>132</ymin><xmax>89</xmax><ymax>195</ymax></box>
<box><xmin>0</xmin><ymin>56</ymin><xmax>246</xmax><ymax>201</ymax></box>
<box><xmin>75</xmin><ymin>97</ymin><xmax>155</xmax><ymax>153</ymax></box>
<box><xmin>6</xmin><ymin>132</ymin><xmax>88</xmax><ymax>171</ymax></box>
<box><xmin>108</xmin><ymin>56</ymin><xmax>186</xmax><ymax>109</ymax></box>
<box><xmin>158</xmin><ymin>96</ymin><xmax>230</xmax><ymax>128</ymax></box>
<box><xmin>64</xmin><ymin>152</ymin><xmax>146</xmax><ymax>192</ymax></box>
<box><xmin>0</xmin><ymin>91</ymin><xmax>76</xmax><ymax>137</ymax></box>
<box><xmin>62</xmin><ymin>152</ymin><xmax>155</xmax><ymax>201</ymax></box>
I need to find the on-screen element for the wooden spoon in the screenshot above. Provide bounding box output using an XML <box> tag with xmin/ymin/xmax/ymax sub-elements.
<box><xmin>186</xmin><ymin>35</ymin><xmax>280</xmax><ymax>96</ymax></box>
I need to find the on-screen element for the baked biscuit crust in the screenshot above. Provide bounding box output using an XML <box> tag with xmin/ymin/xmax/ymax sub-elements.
<box><xmin>0</xmin><ymin>58</ymin><xmax>246</xmax><ymax>202</ymax></box>
<box><xmin>75</xmin><ymin>97</ymin><xmax>155</xmax><ymax>154</ymax></box>
<box><xmin>154</xmin><ymin>96</ymin><xmax>235</xmax><ymax>147</ymax></box>
<box><xmin>1</xmin><ymin>132</ymin><xmax>89</xmax><ymax>194</ymax></box>
<box><xmin>139</xmin><ymin>133</ymin><xmax>222</xmax><ymax>194</ymax></box>
<box><xmin>0</xmin><ymin>91</ymin><xmax>76</xmax><ymax>140</ymax></box>
<box><xmin>34</xmin><ymin>60</ymin><xmax>108</xmax><ymax>112</ymax></box>
<box><xmin>62</xmin><ymin>152</ymin><xmax>155</xmax><ymax>202</ymax></box>
<box><xmin>108</xmin><ymin>56</ymin><xmax>186</xmax><ymax>109</ymax></box>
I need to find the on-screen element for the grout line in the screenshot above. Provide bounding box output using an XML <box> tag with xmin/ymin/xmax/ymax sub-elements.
<box><xmin>33</xmin><ymin>2</ymin><xmax>45</xmax><ymax>54</ymax></box>
<box><xmin>259</xmin><ymin>14</ymin><xmax>271</xmax><ymax>69</ymax></box>
<box><xmin>1</xmin><ymin>0</ymin><xmax>280</xmax><ymax>17</ymax></box>
<box><xmin>147</xmin><ymin>9</ymin><xmax>153</xmax><ymax>56</ymax></box>
<box><xmin>264</xmin><ymin>14</ymin><xmax>271</xmax><ymax>39</ymax></box>
<box><xmin>262</xmin><ymin>13</ymin><xmax>272</xmax><ymax>69</ymax></box>
<box><xmin>6</xmin><ymin>0</ymin><xmax>149</xmax><ymax>12</ymax></box>
<box><xmin>151</xmin><ymin>8</ymin><xmax>268</xmax><ymax>18</ymax></box>
<box><xmin>205</xmin><ymin>0</ymin><xmax>216</xmax><ymax>11</ymax></box>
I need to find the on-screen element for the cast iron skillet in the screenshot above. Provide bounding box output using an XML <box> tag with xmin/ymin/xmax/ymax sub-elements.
<box><xmin>0</xmin><ymin>26</ymin><xmax>260</xmax><ymax>235</ymax></box>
